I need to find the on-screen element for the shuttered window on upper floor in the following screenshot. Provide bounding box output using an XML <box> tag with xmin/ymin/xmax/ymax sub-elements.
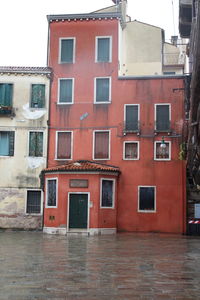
<box><xmin>29</xmin><ymin>132</ymin><xmax>43</xmax><ymax>157</ymax></box>
<box><xmin>0</xmin><ymin>84</ymin><xmax>13</xmax><ymax>106</ymax></box>
<box><xmin>155</xmin><ymin>104</ymin><xmax>170</xmax><ymax>131</ymax></box>
<box><xmin>31</xmin><ymin>84</ymin><xmax>45</xmax><ymax>108</ymax></box>
<box><xmin>96</xmin><ymin>37</ymin><xmax>111</xmax><ymax>62</ymax></box>
<box><xmin>60</xmin><ymin>38</ymin><xmax>75</xmax><ymax>63</ymax></box>
<box><xmin>0</xmin><ymin>131</ymin><xmax>15</xmax><ymax>156</ymax></box>
<box><xmin>125</xmin><ymin>105</ymin><xmax>139</xmax><ymax>132</ymax></box>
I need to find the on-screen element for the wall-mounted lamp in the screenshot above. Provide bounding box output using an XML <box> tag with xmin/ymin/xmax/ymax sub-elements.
<box><xmin>160</xmin><ymin>137</ymin><xmax>167</xmax><ymax>156</ymax></box>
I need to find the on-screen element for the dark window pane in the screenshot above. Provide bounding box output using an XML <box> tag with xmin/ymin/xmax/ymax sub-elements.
<box><xmin>125</xmin><ymin>142</ymin><xmax>138</xmax><ymax>159</ymax></box>
<box><xmin>29</xmin><ymin>132</ymin><xmax>43</xmax><ymax>157</ymax></box>
<box><xmin>156</xmin><ymin>142</ymin><xmax>170</xmax><ymax>159</ymax></box>
<box><xmin>0</xmin><ymin>84</ymin><xmax>13</xmax><ymax>106</ymax></box>
<box><xmin>97</xmin><ymin>38</ymin><xmax>110</xmax><ymax>62</ymax></box>
<box><xmin>57</xmin><ymin>132</ymin><xmax>71</xmax><ymax>159</ymax></box>
<box><xmin>96</xmin><ymin>78</ymin><xmax>110</xmax><ymax>102</ymax></box>
<box><xmin>27</xmin><ymin>191</ymin><xmax>41</xmax><ymax>214</ymax></box>
<box><xmin>59</xmin><ymin>79</ymin><xmax>73</xmax><ymax>103</ymax></box>
<box><xmin>94</xmin><ymin>132</ymin><xmax>109</xmax><ymax>159</ymax></box>
<box><xmin>61</xmin><ymin>39</ymin><xmax>74</xmax><ymax>63</ymax></box>
<box><xmin>31</xmin><ymin>84</ymin><xmax>45</xmax><ymax>108</ymax></box>
<box><xmin>47</xmin><ymin>180</ymin><xmax>57</xmax><ymax>206</ymax></box>
<box><xmin>125</xmin><ymin>105</ymin><xmax>138</xmax><ymax>131</ymax></box>
<box><xmin>156</xmin><ymin>105</ymin><xmax>170</xmax><ymax>131</ymax></box>
<box><xmin>101</xmin><ymin>180</ymin><xmax>113</xmax><ymax>207</ymax></box>
<box><xmin>139</xmin><ymin>187</ymin><xmax>155</xmax><ymax>211</ymax></box>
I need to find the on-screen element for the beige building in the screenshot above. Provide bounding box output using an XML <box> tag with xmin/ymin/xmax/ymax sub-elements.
<box><xmin>0</xmin><ymin>67</ymin><xmax>51</xmax><ymax>229</ymax></box>
<box><xmin>97</xmin><ymin>0</ymin><xmax>186</xmax><ymax>76</ymax></box>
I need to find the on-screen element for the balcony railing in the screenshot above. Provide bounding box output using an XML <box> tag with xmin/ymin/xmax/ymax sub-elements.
<box><xmin>123</xmin><ymin>121</ymin><xmax>140</xmax><ymax>134</ymax></box>
<box><xmin>155</xmin><ymin>121</ymin><xmax>171</xmax><ymax>133</ymax></box>
<box><xmin>0</xmin><ymin>105</ymin><xmax>14</xmax><ymax>116</ymax></box>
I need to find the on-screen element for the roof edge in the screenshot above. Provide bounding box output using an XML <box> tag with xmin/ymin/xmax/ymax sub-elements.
<box><xmin>0</xmin><ymin>66</ymin><xmax>52</xmax><ymax>75</ymax></box>
<box><xmin>47</xmin><ymin>12</ymin><xmax>121</xmax><ymax>22</ymax></box>
<box><xmin>118</xmin><ymin>75</ymin><xmax>186</xmax><ymax>80</ymax></box>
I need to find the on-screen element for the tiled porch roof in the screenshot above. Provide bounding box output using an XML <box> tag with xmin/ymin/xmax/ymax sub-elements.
<box><xmin>43</xmin><ymin>160</ymin><xmax>120</xmax><ymax>174</ymax></box>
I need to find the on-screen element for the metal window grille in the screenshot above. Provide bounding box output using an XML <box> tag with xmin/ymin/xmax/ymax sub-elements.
<box><xmin>27</xmin><ymin>191</ymin><xmax>41</xmax><ymax>214</ymax></box>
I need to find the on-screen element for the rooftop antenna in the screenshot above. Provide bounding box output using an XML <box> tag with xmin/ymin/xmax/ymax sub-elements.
<box><xmin>171</xmin><ymin>0</ymin><xmax>176</xmax><ymax>36</ymax></box>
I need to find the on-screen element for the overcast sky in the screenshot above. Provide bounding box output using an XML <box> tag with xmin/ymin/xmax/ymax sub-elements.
<box><xmin>0</xmin><ymin>0</ymin><xmax>179</xmax><ymax>67</ymax></box>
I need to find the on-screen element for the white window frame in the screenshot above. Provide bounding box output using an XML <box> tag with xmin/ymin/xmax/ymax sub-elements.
<box><xmin>154</xmin><ymin>141</ymin><xmax>171</xmax><ymax>161</ymax></box>
<box><xmin>46</xmin><ymin>178</ymin><xmax>58</xmax><ymax>208</ymax></box>
<box><xmin>67</xmin><ymin>192</ymin><xmax>90</xmax><ymax>232</ymax></box>
<box><xmin>100</xmin><ymin>178</ymin><xmax>115</xmax><ymax>209</ymax></box>
<box><xmin>55</xmin><ymin>131</ymin><xmax>73</xmax><ymax>161</ymax></box>
<box><xmin>154</xmin><ymin>103</ymin><xmax>171</xmax><ymax>131</ymax></box>
<box><xmin>94</xmin><ymin>77</ymin><xmax>111</xmax><ymax>104</ymax></box>
<box><xmin>59</xmin><ymin>37</ymin><xmax>76</xmax><ymax>64</ymax></box>
<box><xmin>28</xmin><ymin>130</ymin><xmax>44</xmax><ymax>157</ymax></box>
<box><xmin>124</xmin><ymin>104</ymin><xmax>140</xmax><ymax>130</ymax></box>
<box><xmin>57</xmin><ymin>78</ymin><xmax>74</xmax><ymax>105</ymax></box>
<box><xmin>138</xmin><ymin>186</ymin><xmax>156</xmax><ymax>213</ymax></box>
<box><xmin>95</xmin><ymin>36</ymin><xmax>112</xmax><ymax>63</ymax></box>
<box><xmin>93</xmin><ymin>130</ymin><xmax>111</xmax><ymax>160</ymax></box>
<box><xmin>123</xmin><ymin>141</ymin><xmax>140</xmax><ymax>160</ymax></box>
<box><xmin>25</xmin><ymin>189</ymin><xmax>43</xmax><ymax>215</ymax></box>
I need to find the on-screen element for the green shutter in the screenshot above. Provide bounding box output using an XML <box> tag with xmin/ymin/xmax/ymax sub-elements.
<box><xmin>9</xmin><ymin>131</ymin><xmax>15</xmax><ymax>156</ymax></box>
<box><xmin>0</xmin><ymin>84</ymin><xmax>13</xmax><ymax>106</ymax></box>
<box><xmin>31</xmin><ymin>84</ymin><xmax>45</xmax><ymax>108</ymax></box>
<box><xmin>29</xmin><ymin>132</ymin><xmax>43</xmax><ymax>157</ymax></box>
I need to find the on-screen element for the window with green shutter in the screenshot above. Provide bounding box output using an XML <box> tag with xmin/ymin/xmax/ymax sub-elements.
<box><xmin>31</xmin><ymin>84</ymin><xmax>45</xmax><ymax>108</ymax></box>
<box><xmin>60</xmin><ymin>38</ymin><xmax>74</xmax><ymax>63</ymax></box>
<box><xmin>29</xmin><ymin>132</ymin><xmax>43</xmax><ymax>157</ymax></box>
<box><xmin>0</xmin><ymin>131</ymin><xmax>15</xmax><ymax>156</ymax></box>
<box><xmin>0</xmin><ymin>84</ymin><xmax>13</xmax><ymax>107</ymax></box>
<box><xmin>59</xmin><ymin>79</ymin><xmax>73</xmax><ymax>103</ymax></box>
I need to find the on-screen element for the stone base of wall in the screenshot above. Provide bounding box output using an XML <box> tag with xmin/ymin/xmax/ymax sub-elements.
<box><xmin>0</xmin><ymin>215</ymin><xmax>42</xmax><ymax>230</ymax></box>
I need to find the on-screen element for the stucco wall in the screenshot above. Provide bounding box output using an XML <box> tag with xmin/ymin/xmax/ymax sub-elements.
<box><xmin>0</xmin><ymin>188</ymin><xmax>42</xmax><ymax>229</ymax></box>
<box><xmin>119</xmin><ymin>21</ymin><xmax>163</xmax><ymax>76</ymax></box>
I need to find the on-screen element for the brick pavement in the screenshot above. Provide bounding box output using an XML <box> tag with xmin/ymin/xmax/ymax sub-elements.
<box><xmin>0</xmin><ymin>231</ymin><xmax>199</xmax><ymax>299</ymax></box>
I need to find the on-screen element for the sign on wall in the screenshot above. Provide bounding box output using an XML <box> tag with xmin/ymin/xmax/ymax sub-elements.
<box><xmin>69</xmin><ymin>179</ymin><xmax>88</xmax><ymax>188</ymax></box>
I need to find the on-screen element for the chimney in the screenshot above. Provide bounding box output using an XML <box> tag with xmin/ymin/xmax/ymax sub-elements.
<box><xmin>171</xmin><ymin>36</ymin><xmax>178</xmax><ymax>46</ymax></box>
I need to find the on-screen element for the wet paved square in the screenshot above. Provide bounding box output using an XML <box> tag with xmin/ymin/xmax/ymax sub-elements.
<box><xmin>0</xmin><ymin>231</ymin><xmax>200</xmax><ymax>299</ymax></box>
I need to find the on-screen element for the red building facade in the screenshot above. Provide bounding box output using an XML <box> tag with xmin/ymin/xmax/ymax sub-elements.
<box><xmin>43</xmin><ymin>10</ymin><xmax>186</xmax><ymax>235</ymax></box>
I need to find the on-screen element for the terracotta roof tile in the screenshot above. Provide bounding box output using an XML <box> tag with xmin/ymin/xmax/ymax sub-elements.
<box><xmin>43</xmin><ymin>160</ymin><xmax>120</xmax><ymax>174</ymax></box>
<box><xmin>0</xmin><ymin>66</ymin><xmax>52</xmax><ymax>74</ymax></box>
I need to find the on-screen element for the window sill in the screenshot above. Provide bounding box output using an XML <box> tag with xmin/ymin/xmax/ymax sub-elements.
<box><xmin>138</xmin><ymin>210</ymin><xmax>156</xmax><ymax>213</ymax></box>
<box><xmin>57</xmin><ymin>102</ymin><xmax>73</xmax><ymax>105</ymax></box>
<box><xmin>55</xmin><ymin>158</ymin><xmax>72</xmax><ymax>161</ymax></box>
<box><xmin>94</xmin><ymin>101</ymin><xmax>111</xmax><ymax>104</ymax></box>
<box><xmin>154</xmin><ymin>158</ymin><xmax>171</xmax><ymax>161</ymax></box>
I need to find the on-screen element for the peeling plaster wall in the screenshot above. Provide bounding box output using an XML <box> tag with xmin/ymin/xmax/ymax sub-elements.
<box><xmin>0</xmin><ymin>188</ymin><xmax>42</xmax><ymax>229</ymax></box>
<box><xmin>0</xmin><ymin>73</ymin><xmax>50</xmax><ymax>229</ymax></box>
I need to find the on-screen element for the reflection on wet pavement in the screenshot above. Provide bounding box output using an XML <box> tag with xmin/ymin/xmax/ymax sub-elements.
<box><xmin>0</xmin><ymin>231</ymin><xmax>199</xmax><ymax>299</ymax></box>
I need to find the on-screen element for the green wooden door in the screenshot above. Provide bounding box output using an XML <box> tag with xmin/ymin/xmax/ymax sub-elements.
<box><xmin>69</xmin><ymin>194</ymin><xmax>88</xmax><ymax>229</ymax></box>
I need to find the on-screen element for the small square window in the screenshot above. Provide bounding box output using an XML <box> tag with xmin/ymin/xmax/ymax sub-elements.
<box><xmin>94</xmin><ymin>131</ymin><xmax>110</xmax><ymax>160</ymax></box>
<box><xmin>138</xmin><ymin>186</ymin><xmax>156</xmax><ymax>212</ymax></box>
<box><xmin>154</xmin><ymin>141</ymin><xmax>171</xmax><ymax>160</ymax></box>
<box><xmin>56</xmin><ymin>131</ymin><xmax>72</xmax><ymax>160</ymax></box>
<box><xmin>95</xmin><ymin>78</ymin><xmax>111</xmax><ymax>103</ymax></box>
<box><xmin>124</xmin><ymin>142</ymin><xmax>139</xmax><ymax>160</ymax></box>
<box><xmin>96</xmin><ymin>37</ymin><xmax>111</xmax><ymax>62</ymax></box>
<box><xmin>0</xmin><ymin>131</ymin><xmax>15</xmax><ymax>156</ymax></box>
<box><xmin>29</xmin><ymin>132</ymin><xmax>43</xmax><ymax>157</ymax></box>
<box><xmin>101</xmin><ymin>179</ymin><xmax>115</xmax><ymax>208</ymax></box>
<box><xmin>26</xmin><ymin>191</ymin><xmax>41</xmax><ymax>214</ymax></box>
<box><xmin>60</xmin><ymin>38</ymin><xmax>75</xmax><ymax>63</ymax></box>
<box><xmin>46</xmin><ymin>179</ymin><xmax>57</xmax><ymax>207</ymax></box>
<box><xmin>58</xmin><ymin>79</ymin><xmax>74</xmax><ymax>104</ymax></box>
<box><xmin>31</xmin><ymin>84</ymin><xmax>45</xmax><ymax>108</ymax></box>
